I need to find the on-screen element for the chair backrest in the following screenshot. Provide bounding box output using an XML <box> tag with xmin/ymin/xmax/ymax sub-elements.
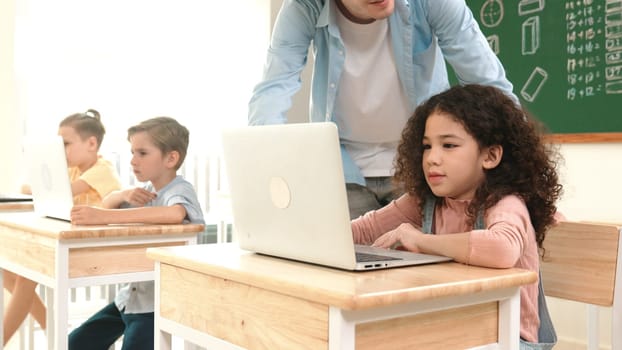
<box><xmin>541</xmin><ymin>221</ymin><xmax>622</xmax><ymax>306</ymax></box>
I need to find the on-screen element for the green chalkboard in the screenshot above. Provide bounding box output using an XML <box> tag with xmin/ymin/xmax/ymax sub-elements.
<box><xmin>457</xmin><ymin>0</ymin><xmax>622</xmax><ymax>137</ymax></box>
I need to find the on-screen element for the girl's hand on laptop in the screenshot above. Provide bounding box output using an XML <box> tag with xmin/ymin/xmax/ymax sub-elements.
<box><xmin>123</xmin><ymin>188</ymin><xmax>157</xmax><ymax>207</ymax></box>
<box><xmin>371</xmin><ymin>223</ymin><xmax>423</xmax><ymax>253</ymax></box>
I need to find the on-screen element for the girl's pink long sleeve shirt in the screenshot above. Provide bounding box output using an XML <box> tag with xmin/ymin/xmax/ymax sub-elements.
<box><xmin>351</xmin><ymin>194</ymin><xmax>540</xmax><ymax>343</ymax></box>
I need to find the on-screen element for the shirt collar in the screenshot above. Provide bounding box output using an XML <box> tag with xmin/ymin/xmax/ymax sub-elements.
<box><xmin>317</xmin><ymin>0</ymin><xmax>331</xmax><ymax>28</ymax></box>
<box><xmin>318</xmin><ymin>0</ymin><xmax>342</xmax><ymax>38</ymax></box>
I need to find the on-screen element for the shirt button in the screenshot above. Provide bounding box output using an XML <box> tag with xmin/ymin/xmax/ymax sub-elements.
<box><xmin>325</xmin><ymin>113</ymin><xmax>330</xmax><ymax>119</ymax></box>
<box><xmin>339</xmin><ymin>50</ymin><xmax>343</xmax><ymax>55</ymax></box>
<box><xmin>132</xmin><ymin>287</ymin><xmax>137</xmax><ymax>291</ymax></box>
<box><xmin>330</xmin><ymin>83</ymin><xmax>335</xmax><ymax>89</ymax></box>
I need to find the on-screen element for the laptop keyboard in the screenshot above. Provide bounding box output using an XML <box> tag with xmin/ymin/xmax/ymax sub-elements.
<box><xmin>355</xmin><ymin>251</ymin><xmax>402</xmax><ymax>262</ymax></box>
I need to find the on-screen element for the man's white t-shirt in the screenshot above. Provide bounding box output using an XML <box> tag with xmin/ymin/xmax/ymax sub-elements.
<box><xmin>334</xmin><ymin>8</ymin><xmax>411</xmax><ymax>177</ymax></box>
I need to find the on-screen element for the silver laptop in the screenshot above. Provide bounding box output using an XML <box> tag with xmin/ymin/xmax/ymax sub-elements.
<box><xmin>23</xmin><ymin>136</ymin><xmax>73</xmax><ymax>221</ymax></box>
<box><xmin>221</xmin><ymin>122</ymin><xmax>452</xmax><ymax>271</ymax></box>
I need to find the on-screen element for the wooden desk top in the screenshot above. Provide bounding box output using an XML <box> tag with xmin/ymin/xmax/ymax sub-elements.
<box><xmin>0</xmin><ymin>202</ymin><xmax>33</xmax><ymax>211</ymax></box>
<box><xmin>0</xmin><ymin>211</ymin><xmax>204</xmax><ymax>240</ymax></box>
<box><xmin>148</xmin><ymin>243</ymin><xmax>537</xmax><ymax>311</ymax></box>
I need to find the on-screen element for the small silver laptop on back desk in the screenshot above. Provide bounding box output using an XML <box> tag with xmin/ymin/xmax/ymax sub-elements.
<box><xmin>221</xmin><ymin>122</ymin><xmax>452</xmax><ymax>271</ymax></box>
<box><xmin>23</xmin><ymin>136</ymin><xmax>74</xmax><ymax>222</ymax></box>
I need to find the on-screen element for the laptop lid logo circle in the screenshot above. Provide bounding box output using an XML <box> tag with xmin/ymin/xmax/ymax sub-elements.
<box><xmin>269</xmin><ymin>176</ymin><xmax>291</xmax><ymax>209</ymax></box>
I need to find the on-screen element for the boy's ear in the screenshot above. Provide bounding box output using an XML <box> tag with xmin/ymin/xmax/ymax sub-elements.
<box><xmin>164</xmin><ymin>150</ymin><xmax>180</xmax><ymax>169</ymax></box>
<box><xmin>482</xmin><ymin>145</ymin><xmax>503</xmax><ymax>170</ymax></box>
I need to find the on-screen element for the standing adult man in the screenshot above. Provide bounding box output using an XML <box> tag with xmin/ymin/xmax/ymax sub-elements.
<box><xmin>249</xmin><ymin>0</ymin><xmax>518</xmax><ymax>219</ymax></box>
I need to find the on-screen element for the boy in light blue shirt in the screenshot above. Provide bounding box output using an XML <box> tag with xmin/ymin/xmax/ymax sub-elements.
<box><xmin>69</xmin><ymin>117</ymin><xmax>204</xmax><ymax>350</ymax></box>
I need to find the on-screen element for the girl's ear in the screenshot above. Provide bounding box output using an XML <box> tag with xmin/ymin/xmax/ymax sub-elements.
<box><xmin>482</xmin><ymin>145</ymin><xmax>503</xmax><ymax>170</ymax></box>
<box><xmin>87</xmin><ymin>135</ymin><xmax>99</xmax><ymax>151</ymax></box>
<box><xmin>165</xmin><ymin>150</ymin><xmax>180</xmax><ymax>169</ymax></box>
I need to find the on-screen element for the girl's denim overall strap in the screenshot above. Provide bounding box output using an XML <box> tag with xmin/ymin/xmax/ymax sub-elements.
<box><xmin>519</xmin><ymin>271</ymin><xmax>557</xmax><ymax>349</ymax></box>
<box><xmin>421</xmin><ymin>195</ymin><xmax>436</xmax><ymax>234</ymax></box>
<box><xmin>422</xmin><ymin>196</ymin><xmax>485</xmax><ymax>233</ymax></box>
<box><xmin>421</xmin><ymin>197</ymin><xmax>556</xmax><ymax>349</ymax></box>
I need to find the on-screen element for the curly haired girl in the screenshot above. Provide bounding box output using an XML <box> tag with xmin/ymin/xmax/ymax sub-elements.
<box><xmin>352</xmin><ymin>84</ymin><xmax>563</xmax><ymax>347</ymax></box>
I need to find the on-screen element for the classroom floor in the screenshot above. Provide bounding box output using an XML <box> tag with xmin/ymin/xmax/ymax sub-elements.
<box><xmin>3</xmin><ymin>286</ymin><xmax>190</xmax><ymax>349</ymax></box>
<box><xmin>4</xmin><ymin>330</ymin><xmax>189</xmax><ymax>350</ymax></box>
<box><xmin>4</xmin><ymin>286</ymin><xmax>109</xmax><ymax>349</ymax></box>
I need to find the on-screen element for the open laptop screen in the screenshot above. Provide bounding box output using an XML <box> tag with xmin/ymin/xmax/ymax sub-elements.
<box><xmin>23</xmin><ymin>136</ymin><xmax>74</xmax><ymax>221</ymax></box>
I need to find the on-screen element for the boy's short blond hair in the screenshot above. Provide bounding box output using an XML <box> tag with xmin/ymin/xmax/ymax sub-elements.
<box><xmin>127</xmin><ymin>117</ymin><xmax>189</xmax><ymax>170</ymax></box>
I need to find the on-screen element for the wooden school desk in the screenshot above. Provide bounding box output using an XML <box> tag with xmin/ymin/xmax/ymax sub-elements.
<box><xmin>0</xmin><ymin>201</ymin><xmax>33</xmax><ymax>212</ymax></box>
<box><xmin>147</xmin><ymin>243</ymin><xmax>537</xmax><ymax>350</ymax></box>
<box><xmin>0</xmin><ymin>211</ymin><xmax>204</xmax><ymax>350</ymax></box>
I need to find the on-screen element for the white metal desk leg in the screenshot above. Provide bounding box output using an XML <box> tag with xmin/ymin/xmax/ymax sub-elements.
<box><xmin>587</xmin><ymin>304</ymin><xmax>599</xmax><ymax>350</ymax></box>
<box><xmin>328</xmin><ymin>307</ymin><xmax>355</xmax><ymax>350</ymax></box>
<box><xmin>54</xmin><ymin>285</ymin><xmax>69</xmax><ymax>350</ymax></box>
<box><xmin>18</xmin><ymin>322</ymin><xmax>25</xmax><ymax>350</ymax></box>
<box><xmin>154</xmin><ymin>263</ymin><xmax>172</xmax><ymax>350</ymax></box>
<box><xmin>498</xmin><ymin>289</ymin><xmax>520</xmax><ymax>350</ymax></box>
<box><xmin>45</xmin><ymin>287</ymin><xmax>54</xmax><ymax>350</ymax></box>
<box><xmin>613</xmin><ymin>303</ymin><xmax>622</xmax><ymax>350</ymax></box>
<box><xmin>54</xmin><ymin>245</ymin><xmax>69</xmax><ymax>350</ymax></box>
<box><xmin>26</xmin><ymin>315</ymin><xmax>34</xmax><ymax>350</ymax></box>
<box><xmin>183</xmin><ymin>340</ymin><xmax>202</xmax><ymax>350</ymax></box>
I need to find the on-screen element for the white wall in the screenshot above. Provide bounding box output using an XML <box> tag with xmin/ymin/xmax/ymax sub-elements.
<box><xmin>0</xmin><ymin>0</ymin><xmax>272</xmax><ymax>193</ymax></box>
<box><xmin>0</xmin><ymin>0</ymin><xmax>22</xmax><ymax>193</ymax></box>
